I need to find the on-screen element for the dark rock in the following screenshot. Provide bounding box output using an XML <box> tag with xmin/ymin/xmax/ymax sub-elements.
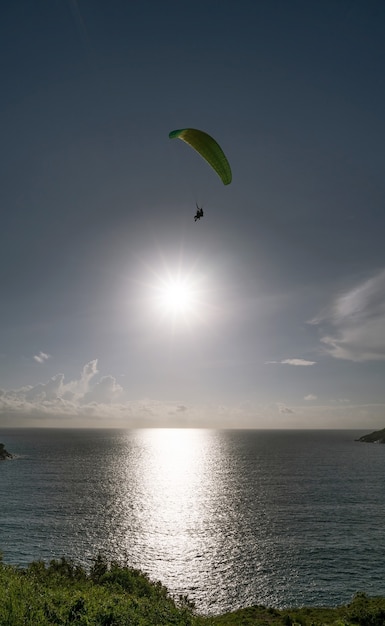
<box><xmin>0</xmin><ymin>443</ymin><xmax>12</xmax><ymax>460</ymax></box>
<box><xmin>356</xmin><ymin>427</ymin><xmax>385</xmax><ymax>443</ymax></box>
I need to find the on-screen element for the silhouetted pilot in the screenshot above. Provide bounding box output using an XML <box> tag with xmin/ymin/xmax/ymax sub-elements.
<box><xmin>194</xmin><ymin>204</ymin><xmax>204</xmax><ymax>222</ymax></box>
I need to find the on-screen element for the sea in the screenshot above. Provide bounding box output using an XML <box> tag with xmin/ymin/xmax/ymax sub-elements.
<box><xmin>1</xmin><ymin>427</ymin><xmax>385</xmax><ymax>615</ymax></box>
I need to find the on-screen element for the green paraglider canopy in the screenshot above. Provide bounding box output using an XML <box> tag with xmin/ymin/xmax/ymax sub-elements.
<box><xmin>169</xmin><ymin>128</ymin><xmax>232</xmax><ymax>185</ymax></box>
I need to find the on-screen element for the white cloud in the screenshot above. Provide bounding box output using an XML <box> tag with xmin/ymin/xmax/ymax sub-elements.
<box><xmin>304</xmin><ymin>394</ymin><xmax>317</xmax><ymax>401</ymax></box>
<box><xmin>0</xmin><ymin>360</ymin><xmax>384</xmax><ymax>429</ymax></box>
<box><xmin>266</xmin><ymin>359</ymin><xmax>316</xmax><ymax>366</ymax></box>
<box><xmin>77</xmin><ymin>360</ymin><xmax>99</xmax><ymax>394</ymax></box>
<box><xmin>310</xmin><ymin>269</ymin><xmax>385</xmax><ymax>361</ymax></box>
<box><xmin>277</xmin><ymin>403</ymin><xmax>294</xmax><ymax>414</ymax></box>
<box><xmin>0</xmin><ymin>360</ymin><xmax>196</xmax><ymax>427</ymax></box>
<box><xmin>33</xmin><ymin>361</ymin><xmax>109</xmax><ymax>403</ymax></box>
<box><xmin>25</xmin><ymin>374</ymin><xmax>64</xmax><ymax>402</ymax></box>
<box><xmin>33</xmin><ymin>352</ymin><xmax>51</xmax><ymax>364</ymax></box>
<box><xmin>81</xmin><ymin>376</ymin><xmax>123</xmax><ymax>405</ymax></box>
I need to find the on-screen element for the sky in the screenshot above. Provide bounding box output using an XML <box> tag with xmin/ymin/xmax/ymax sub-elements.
<box><xmin>0</xmin><ymin>0</ymin><xmax>384</xmax><ymax>429</ymax></box>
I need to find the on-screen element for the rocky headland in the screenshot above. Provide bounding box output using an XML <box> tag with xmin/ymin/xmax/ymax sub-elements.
<box><xmin>356</xmin><ymin>427</ymin><xmax>385</xmax><ymax>443</ymax></box>
<box><xmin>0</xmin><ymin>442</ymin><xmax>12</xmax><ymax>460</ymax></box>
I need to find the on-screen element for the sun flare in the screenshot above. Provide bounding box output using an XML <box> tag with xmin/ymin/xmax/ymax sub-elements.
<box><xmin>138</xmin><ymin>252</ymin><xmax>218</xmax><ymax>330</ymax></box>
<box><xmin>144</xmin><ymin>261</ymin><xmax>212</xmax><ymax>328</ymax></box>
<box><xmin>158</xmin><ymin>278</ymin><xmax>195</xmax><ymax>315</ymax></box>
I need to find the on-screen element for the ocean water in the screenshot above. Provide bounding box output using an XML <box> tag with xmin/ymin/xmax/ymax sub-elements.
<box><xmin>1</xmin><ymin>427</ymin><xmax>385</xmax><ymax>614</ymax></box>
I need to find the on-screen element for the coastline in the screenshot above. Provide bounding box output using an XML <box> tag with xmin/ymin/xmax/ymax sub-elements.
<box><xmin>0</xmin><ymin>443</ymin><xmax>12</xmax><ymax>460</ymax></box>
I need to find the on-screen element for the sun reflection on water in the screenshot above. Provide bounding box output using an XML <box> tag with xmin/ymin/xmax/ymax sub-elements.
<box><xmin>112</xmin><ymin>429</ymin><xmax>301</xmax><ymax>612</ymax></box>
<box><xmin>141</xmin><ymin>428</ymin><xmax>203</xmax><ymax>493</ymax></box>
<box><xmin>129</xmin><ymin>429</ymin><xmax>211</xmax><ymax>554</ymax></box>
<box><xmin>4</xmin><ymin>429</ymin><xmax>382</xmax><ymax>615</ymax></box>
<box><xmin>110</xmin><ymin>428</ymin><xmax>228</xmax><ymax>602</ymax></box>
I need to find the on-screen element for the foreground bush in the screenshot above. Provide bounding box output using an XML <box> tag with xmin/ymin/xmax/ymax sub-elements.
<box><xmin>1</xmin><ymin>553</ymin><xmax>385</xmax><ymax>625</ymax></box>
<box><xmin>0</xmin><ymin>555</ymin><xmax>199</xmax><ymax>626</ymax></box>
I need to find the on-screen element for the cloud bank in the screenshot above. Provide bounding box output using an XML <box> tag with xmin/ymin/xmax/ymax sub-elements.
<box><xmin>310</xmin><ymin>269</ymin><xmax>385</xmax><ymax>362</ymax></box>
<box><xmin>0</xmin><ymin>360</ymin><xmax>384</xmax><ymax>429</ymax></box>
<box><xmin>0</xmin><ymin>360</ymin><xmax>232</xmax><ymax>428</ymax></box>
<box><xmin>0</xmin><ymin>360</ymin><xmax>123</xmax><ymax>422</ymax></box>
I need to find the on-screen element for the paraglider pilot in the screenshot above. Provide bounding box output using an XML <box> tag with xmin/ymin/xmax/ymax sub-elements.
<box><xmin>194</xmin><ymin>204</ymin><xmax>204</xmax><ymax>222</ymax></box>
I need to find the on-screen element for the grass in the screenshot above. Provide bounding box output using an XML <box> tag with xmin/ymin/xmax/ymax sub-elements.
<box><xmin>1</xmin><ymin>553</ymin><xmax>385</xmax><ymax>625</ymax></box>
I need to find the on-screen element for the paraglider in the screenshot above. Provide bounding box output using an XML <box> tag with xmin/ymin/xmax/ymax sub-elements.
<box><xmin>169</xmin><ymin>128</ymin><xmax>232</xmax><ymax>185</ymax></box>
<box><xmin>169</xmin><ymin>128</ymin><xmax>232</xmax><ymax>221</ymax></box>
<box><xmin>194</xmin><ymin>204</ymin><xmax>204</xmax><ymax>222</ymax></box>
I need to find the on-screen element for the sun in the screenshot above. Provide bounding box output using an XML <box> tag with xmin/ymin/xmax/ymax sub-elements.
<box><xmin>155</xmin><ymin>275</ymin><xmax>200</xmax><ymax>324</ymax></box>
<box><xmin>137</xmin><ymin>253</ymin><xmax>216</xmax><ymax>330</ymax></box>
<box><xmin>143</xmin><ymin>260</ymin><xmax>211</xmax><ymax>328</ymax></box>
<box><xmin>158</xmin><ymin>277</ymin><xmax>195</xmax><ymax>315</ymax></box>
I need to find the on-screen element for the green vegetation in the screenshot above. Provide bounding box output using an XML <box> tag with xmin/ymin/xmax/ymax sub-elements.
<box><xmin>1</xmin><ymin>554</ymin><xmax>385</xmax><ymax>625</ymax></box>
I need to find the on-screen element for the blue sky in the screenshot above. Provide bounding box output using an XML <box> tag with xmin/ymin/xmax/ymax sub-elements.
<box><xmin>1</xmin><ymin>0</ymin><xmax>384</xmax><ymax>428</ymax></box>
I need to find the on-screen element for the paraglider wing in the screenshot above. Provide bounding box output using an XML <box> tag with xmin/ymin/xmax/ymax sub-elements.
<box><xmin>169</xmin><ymin>128</ymin><xmax>232</xmax><ymax>185</ymax></box>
